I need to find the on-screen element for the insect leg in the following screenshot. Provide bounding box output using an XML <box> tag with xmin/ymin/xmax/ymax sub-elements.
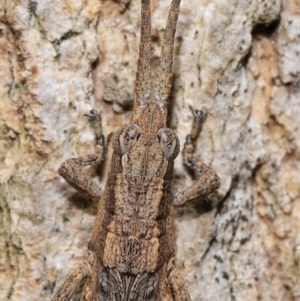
<box><xmin>51</xmin><ymin>251</ymin><xmax>94</xmax><ymax>301</ymax></box>
<box><xmin>167</xmin><ymin>258</ymin><xmax>192</xmax><ymax>301</ymax></box>
<box><xmin>58</xmin><ymin>110</ymin><xmax>105</xmax><ymax>200</ymax></box>
<box><xmin>173</xmin><ymin>109</ymin><xmax>220</xmax><ymax>207</ymax></box>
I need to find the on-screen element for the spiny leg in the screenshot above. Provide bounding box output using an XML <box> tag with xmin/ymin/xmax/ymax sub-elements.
<box><xmin>167</xmin><ymin>258</ymin><xmax>192</xmax><ymax>301</ymax></box>
<box><xmin>173</xmin><ymin>109</ymin><xmax>220</xmax><ymax>207</ymax></box>
<box><xmin>58</xmin><ymin>110</ymin><xmax>105</xmax><ymax>200</ymax></box>
<box><xmin>51</xmin><ymin>251</ymin><xmax>95</xmax><ymax>301</ymax></box>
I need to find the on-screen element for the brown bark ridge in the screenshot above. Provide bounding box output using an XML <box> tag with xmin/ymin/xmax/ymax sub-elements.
<box><xmin>1</xmin><ymin>0</ymin><xmax>299</xmax><ymax>300</ymax></box>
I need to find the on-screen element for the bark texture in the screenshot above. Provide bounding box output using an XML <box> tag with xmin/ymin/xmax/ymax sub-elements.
<box><xmin>0</xmin><ymin>0</ymin><xmax>299</xmax><ymax>300</ymax></box>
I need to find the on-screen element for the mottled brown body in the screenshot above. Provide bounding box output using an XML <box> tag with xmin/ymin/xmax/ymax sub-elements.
<box><xmin>50</xmin><ymin>1</ymin><xmax>220</xmax><ymax>300</ymax></box>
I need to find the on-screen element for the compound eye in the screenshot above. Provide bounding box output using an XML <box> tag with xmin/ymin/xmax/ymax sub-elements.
<box><xmin>156</xmin><ymin>128</ymin><xmax>180</xmax><ymax>161</ymax></box>
<box><xmin>112</xmin><ymin>124</ymin><xmax>142</xmax><ymax>155</ymax></box>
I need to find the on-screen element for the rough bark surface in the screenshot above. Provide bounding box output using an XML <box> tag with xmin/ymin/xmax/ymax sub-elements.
<box><xmin>0</xmin><ymin>0</ymin><xmax>299</xmax><ymax>300</ymax></box>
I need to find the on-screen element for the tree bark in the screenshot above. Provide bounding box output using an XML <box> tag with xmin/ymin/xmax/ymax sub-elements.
<box><xmin>1</xmin><ymin>0</ymin><xmax>299</xmax><ymax>300</ymax></box>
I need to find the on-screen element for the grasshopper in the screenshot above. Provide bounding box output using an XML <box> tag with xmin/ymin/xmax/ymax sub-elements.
<box><xmin>51</xmin><ymin>0</ymin><xmax>220</xmax><ymax>300</ymax></box>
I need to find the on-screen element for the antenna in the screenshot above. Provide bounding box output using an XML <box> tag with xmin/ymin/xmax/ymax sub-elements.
<box><xmin>154</xmin><ymin>0</ymin><xmax>181</xmax><ymax>106</ymax></box>
<box><xmin>134</xmin><ymin>0</ymin><xmax>152</xmax><ymax>106</ymax></box>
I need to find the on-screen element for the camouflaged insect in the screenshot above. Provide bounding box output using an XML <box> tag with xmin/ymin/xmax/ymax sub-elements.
<box><xmin>51</xmin><ymin>0</ymin><xmax>220</xmax><ymax>300</ymax></box>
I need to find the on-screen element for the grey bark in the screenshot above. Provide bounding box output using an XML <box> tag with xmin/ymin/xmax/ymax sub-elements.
<box><xmin>1</xmin><ymin>0</ymin><xmax>299</xmax><ymax>300</ymax></box>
